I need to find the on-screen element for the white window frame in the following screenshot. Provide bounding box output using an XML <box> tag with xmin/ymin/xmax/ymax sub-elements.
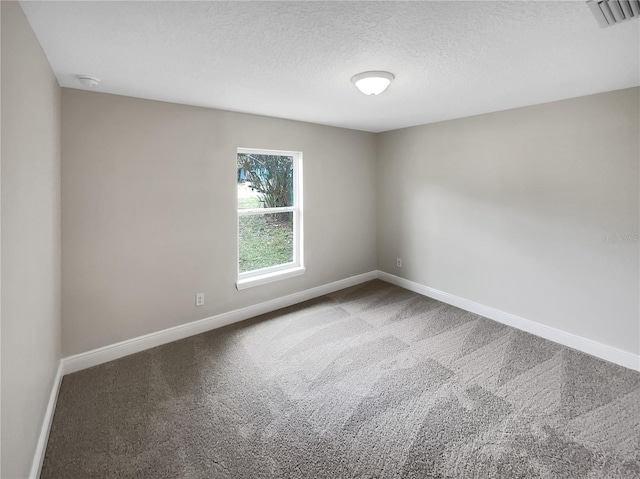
<box><xmin>236</xmin><ymin>148</ymin><xmax>304</xmax><ymax>290</ymax></box>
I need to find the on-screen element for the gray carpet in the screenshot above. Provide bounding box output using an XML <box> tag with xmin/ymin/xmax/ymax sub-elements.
<box><xmin>42</xmin><ymin>280</ymin><xmax>640</xmax><ymax>478</ymax></box>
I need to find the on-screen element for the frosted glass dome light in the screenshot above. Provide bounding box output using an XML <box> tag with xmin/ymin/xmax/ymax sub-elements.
<box><xmin>351</xmin><ymin>71</ymin><xmax>394</xmax><ymax>96</ymax></box>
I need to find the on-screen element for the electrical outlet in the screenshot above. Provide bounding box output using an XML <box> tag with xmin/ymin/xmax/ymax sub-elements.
<box><xmin>397</xmin><ymin>258</ymin><xmax>402</xmax><ymax>268</ymax></box>
<box><xmin>195</xmin><ymin>293</ymin><xmax>205</xmax><ymax>306</ymax></box>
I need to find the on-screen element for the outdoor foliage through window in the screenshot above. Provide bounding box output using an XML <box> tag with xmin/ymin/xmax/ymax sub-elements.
<box><xmin>237</xmin><ymin>152</ymin><xmax>299</xmax><ymax>275</ymax></box>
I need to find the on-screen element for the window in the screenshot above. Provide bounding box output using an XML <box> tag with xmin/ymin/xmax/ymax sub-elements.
<box><xmin>236</xmin><ymin>148</ymin><xmax>304</xmax><ymax>289</ymax></box>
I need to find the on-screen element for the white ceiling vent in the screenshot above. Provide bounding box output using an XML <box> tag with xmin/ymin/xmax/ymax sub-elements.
<box><xmin>587</xmin><ymin>0</ymin><xmax>640</xmax><ymax>27</ymax></box>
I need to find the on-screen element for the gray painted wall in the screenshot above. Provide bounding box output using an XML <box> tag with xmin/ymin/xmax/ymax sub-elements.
<box><xmin>377</xmin><ymin>88</ymin><xmax>639</xmax><ymax>355</ymax></box>
<box><xmin>1</xmin><ymin>2</ymin><xmax>62</xmax><ymax>477</ymax></box>
<box><xmin>61</xmin><ymin>89</ymin><xmax>377</xmax><ymax>356</ymax></box>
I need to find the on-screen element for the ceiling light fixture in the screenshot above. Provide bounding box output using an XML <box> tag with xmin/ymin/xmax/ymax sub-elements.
<box><xmin>77</xmin><ymin>75</ymin><xmax>100</xmax><ymax>87</ymax></box>
<box><xmin>351</xmin><ymin>71</ymin><xmax>394</xmax><ymax>96</ymax></box>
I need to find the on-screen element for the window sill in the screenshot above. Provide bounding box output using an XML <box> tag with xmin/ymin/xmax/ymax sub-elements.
<box><xmin>236</xmin><ymin>266</ymin><xmax>306</xmax><ymax>291</ymax></box>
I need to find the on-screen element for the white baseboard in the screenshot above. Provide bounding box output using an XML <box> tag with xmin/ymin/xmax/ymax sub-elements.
<box><xmin>60</xmin><ymin>268</ymin><xmax>639</xmax><ymax>376</ymax></box>
<box><xmin>377</xmin><ymin>271</ymin><xmax>640</xmax><ymax>372</ymax></box>
<box><xmin>62</xmin><ymin>271</ymin><xmax>378</xmax><ymax>375</ymax></box>
<box><xmin>30</xmin><ymin>361</ymin><xmax>63</xmax><ymax>479</ymax></box>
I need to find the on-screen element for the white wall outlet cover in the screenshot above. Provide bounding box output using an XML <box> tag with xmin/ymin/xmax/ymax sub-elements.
<box><xmin>195</xmin><ymin>293</ymin><xmax>205</xmax><ymax>306</ymax></box>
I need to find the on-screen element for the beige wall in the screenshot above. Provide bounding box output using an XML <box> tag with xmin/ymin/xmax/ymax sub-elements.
<box><xmin>377</xmin><ymin>88</ymin><xmax>639</xmax><ymax>355</ymax></box>
<box><xmin>61</xmin><ymin>89</ymin><xmax>377</xmax><ymax>356</ymax></box>
<box><xmin>62</xmin><ymin>88</ymin><xmax>639</xmax><ymax>359</ymax></box>
<box><xmin>1</xmin><ymin>2</ymin><xmax>62</xmax><ymax>478</ymax></box>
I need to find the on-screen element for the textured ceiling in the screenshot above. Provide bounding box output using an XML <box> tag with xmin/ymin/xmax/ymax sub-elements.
<box><xmin>20</xmin><ymin>1</ymin><xmax>640</xmax><ymax>132</ymax></box>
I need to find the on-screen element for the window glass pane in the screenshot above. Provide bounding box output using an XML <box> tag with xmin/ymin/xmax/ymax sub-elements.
<box><xmin>237</xmin><ymin>154</ymin><xmax>294</xmax><ymax>209</ymax></box>
<box><xmin>239</xmin><ymin>212</ymin><xmax>293</xmax><ymax>273</ymax></box>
